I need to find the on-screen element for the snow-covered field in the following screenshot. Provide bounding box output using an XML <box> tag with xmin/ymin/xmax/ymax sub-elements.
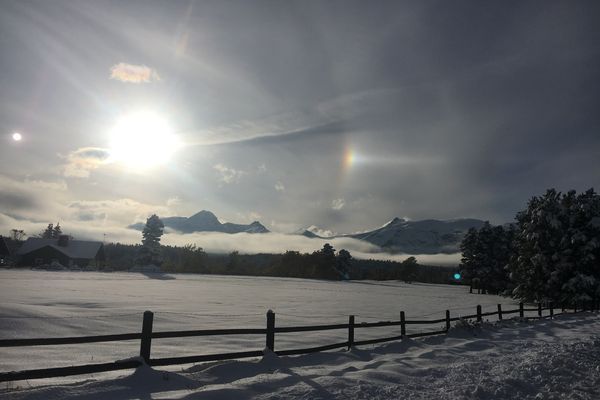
<box><xmin>2</xmin><ymin>270</ymin><xmax>598</xmax><ymax>399</ymax></box>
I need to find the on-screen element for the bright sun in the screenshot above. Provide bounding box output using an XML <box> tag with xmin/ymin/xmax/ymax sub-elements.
<box><xmin>109</xmin><ymin>111</ymin><xmax>180</xmax><ymax>169</ymax></box>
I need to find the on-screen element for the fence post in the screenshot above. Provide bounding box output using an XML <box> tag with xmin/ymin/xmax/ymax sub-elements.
<box><xmin>266</xmin><ymin>310</ymin><xmax>275</xmax><ymax>351</ymax></box>
<box><xmin>538</xmin><ymin>303</ymin><xmax>542</xmax><ymax>318</ymax></box>
<box><xmin>561</xmin><ymin>303</ymin><xmax>565</xmax><ymax>313</ymax></box>
<box><xmin>348</xmin><ymin>315</ymin><xmax>355</xmax><ymax>350</ymax></box>
<box><xmin>497</xmin><ymin>304</ymin><xmax>503</xmax><ymax>321</ymax></box>
<box><xmin>550</xmin><ymin>302</ymin><xmax>554</xmax><ymax>319</ymax></box>
<box><xmin>140</xmin><ymin>311</ymin><xmax>154</xmax><ymax>364</ymax></box>
<box><xmin>400</xmin><ymin>311</ymin><xmax>406</xmax><ymax>337</ymax></box>
<box><xmin>519</xmin><ymin>302</ymin><xmax>524</xmax><ymax>318</ymax></box>
<box><xmin>445</xmin><ymin>310</ymin><xmax>450</xmax><ymax>332</ymax></box>
<box><xmin>574</xmin><ymin>302</ymin><xmax>577</xmax><ymax>313</ymax></box>
<box><xmin>476</xmin><ymin>305</ymin><xmax>482</xmax><ymax>322</ymax></box>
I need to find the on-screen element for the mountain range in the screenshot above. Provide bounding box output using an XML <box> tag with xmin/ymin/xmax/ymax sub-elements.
<box><xmin>129</xmin><ymin>210</ymin><xmax>485</xmax><ymax>254</ymax></box>
<box><xmin>128</xmin><ymin>210</ymin><xmax>269</xmax><ymax>234</ymax></box>
<box><xmin>299</xmin><ymin>218</ymin><xmax>485</xmax><ymax>254</ymax></box>
<box><xmin>346</xmin><ymin>217</ymin><xmax>485</xmax><ymax>254</ymax></box>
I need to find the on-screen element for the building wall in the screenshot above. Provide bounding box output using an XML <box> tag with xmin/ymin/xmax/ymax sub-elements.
<box><xmin>20</xmin><ymin>246</ymin><xmax>71</xmax><ymax>266</ymax></box>
<box><xmin>19</xmin><ymin>245</ymin><xmax>104</xmax><ymax>268</ymax></box>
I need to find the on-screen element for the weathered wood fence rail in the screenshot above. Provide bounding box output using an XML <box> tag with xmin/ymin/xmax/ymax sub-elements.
<box><xmin>1</xmin><ymin>301</ymin><xmax>598</xmax><ymax>382</ymax></box>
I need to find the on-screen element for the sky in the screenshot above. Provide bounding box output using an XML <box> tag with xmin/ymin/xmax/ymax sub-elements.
<box><xmin>0</xmin><ymin>0</ymin><xmax>599</xmax><ymax>252</ymax></box>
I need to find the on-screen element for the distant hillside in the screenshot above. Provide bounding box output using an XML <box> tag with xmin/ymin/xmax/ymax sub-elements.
<box><xmin>345</xmin><ymin>217</ymin><xmax>485</xmax><ymax>254</ymax></box>
<box><xmin>129</xmin><ymin>210</ymin><xmax>269</xmax><ymax>234</ymax></box>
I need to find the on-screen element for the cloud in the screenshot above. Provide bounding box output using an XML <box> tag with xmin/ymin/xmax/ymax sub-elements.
<box><xmin>0</xmin><ymin>173</ymin><xmax>177</xmax><ymax>239</ymax></box>
<box><xmin>67</xmin><ymin>198</ymin><xmax>171</xmax><ymax>226</ymax></box>
<box><xmin>24</xmin><ymin>178</ymin><xmax>68</xmax><ymax>191</ymax></box>
<box><xmin>0</xmin><ymin>192</ymin><xmax>37</xmax><ymax>212</ymax></box>
<box><xmin>274</xmin><ymin>181</ymin><xmax>285</xmax><ymax>192</ymax></box>
<box><xmin>62</xmin><ymin>147</ymin><xmax>111</xmax><ymax>178</ymax></box>
<box><xmin>166</xmin><ymin>197</ymin><xmax>182</xmax><ymax>207</ymax></box>
<box><xmin>110</xmin><ymin>63</ymin><xmax>160</xmax><ymax>83</ymax></box>
<box><xmin>306</xmin><ymin>225</ymin><xmax>337</xmax><ymax>238</ymax></box>
<box><xmin>158</xmin><ymin>231</ymin><xmax>459</xmax><ymax>266</ymax></box>
<box><xmin>0</xmin><ymin>190</ymin><xmax>176</xmax><ymax>243</ymax></box>
<box><xmin>233</xmin><ymin>211</ymin><xmax>262</xmax><ymax>223</ymax></box>
<box><xmin>0</xmin><ymin>174</ymin><xmax>62</xmax><ymax>214</ymax></box>
<box><xmin>186</xmin><ymin>108</ymin><xmax>343</xmax><ymax>147</ymax></box>
<box><xmin>331</xmin><ymin>198</ymin><xmax>345</xmax><ymax>210</ymax></box>
<box><xmin>213</xmin><ymin>163</ymin><xmax>246</xmax><ymax>184</ymax></box>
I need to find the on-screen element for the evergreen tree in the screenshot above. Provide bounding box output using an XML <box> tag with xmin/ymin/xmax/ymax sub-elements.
<box><xmin>508</xmin><ymin>188</ymin><xmax>600</xmax><ymax>304</ymax></box>
<box><xmin>310</xmin><ymin>243</ymin><xmax>338</xmax><ymax>279</ymax></box>
<box><xmin>400</xmin><ymin>256</ymin><xmax>418</xmax><ymax>283</ymax></box>
<box><xmin>41</xmin><ymin>223</ymin><xmax>54</xmax><ymax>239</ymax></box>
<box><xmin>9</xmin><ymin>229</ymin><xmax>26</xmax><ymax>241</ymax></box>
<box><xmin>321</xmin><ymin>243</ymin><xmax>335</xmax><ymax>259</ymax></box>
<box><xmin>226</xmin><ymin>251</ymin><xmax>240</xmax><ymax>274</ymax></box>
<box><xmin>459</xmin><ymin>227</ymin><xmax>479</xmax><ymax>289</ymax></box>
<box><xmin>136</xmin><ymin>214</ymin><xmax>164</xmax><ymax>266</ymax></box>
<box><xmin>459</xmin><ymin>222</ymin><xmax>513</xmax><ymax>294</ymax></box>
<box><xmin>53</xmin><ymin>223</ymin><xmax>62</xmax><ymax>238</ymax></box>
<box><xmin>554</xmin><ymin>189</ymin><xmax>600</xmax><ymax>303</ymax></box>
<box><xmin>336</xmin><ymin>249</ymin><xmax>352</xmax><ymax>278</ymax></box>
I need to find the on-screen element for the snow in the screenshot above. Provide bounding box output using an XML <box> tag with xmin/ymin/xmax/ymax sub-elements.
<box><xmin>1</xmin><ymin>270</ymin><xmax>598</xmax><ymax>399</ymax></box>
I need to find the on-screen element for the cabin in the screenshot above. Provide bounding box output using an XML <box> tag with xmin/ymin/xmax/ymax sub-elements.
<box><xmin>0</xmin><ymin>236</ymin><xmax>10</xmax><ymax>266</ymax></box>
<box><xmin>16</xmin><ymin>235</ymin><xmax>105</xmax><ymax>268</ymax></box>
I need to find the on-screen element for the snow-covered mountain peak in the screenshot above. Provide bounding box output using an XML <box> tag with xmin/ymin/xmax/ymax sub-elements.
<box><xmin>382</xmin><ymin>217</ymin><xmax>407</xmax><ymax>227</ymax></box>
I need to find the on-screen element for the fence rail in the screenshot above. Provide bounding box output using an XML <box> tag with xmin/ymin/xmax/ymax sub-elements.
<box><xmin>1</xmin><ymin>300</ymin><xmax>598</xmax><ymax>383</ymax></box>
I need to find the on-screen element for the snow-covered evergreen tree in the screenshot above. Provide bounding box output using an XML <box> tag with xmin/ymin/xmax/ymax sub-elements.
<box><xmin>459</xmin><ymin>222</ymin><xmax>513</xmax><ymax>294</ymax></box>
<box><xmin>508</xmin><ymin>188</ymin><xmax>600</xmax><ymax>304</ymax></box>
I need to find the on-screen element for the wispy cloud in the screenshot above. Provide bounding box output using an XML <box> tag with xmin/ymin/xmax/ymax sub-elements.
<box><xmin>68</xmin><ymin>198</ymin><xmax>172</xmax><ymax>226</ymax></box>
<box><xmin>275</xmin><ymin>181</ymin><xmax>285</xmax><ymax>192</ymax></box>
<box><xmin>166</xmin><ymin>197</ymin><xmax>181</xmax><ymax>207</ymax></box>
<box><xmin>331</xmin><ymin>198</ymin><xmax>345</xmax><ymax>210</ymax></box>
<box><xmin>24</xmin><ymin>178</ymin><xmax>68</xmax><ymax>191</ymax></box>
<box><xmin>110</xmin><ymin>63</ymin><xmax>160</xmax><ymax>84</ymax></box>
<box><xmin>62</xmin><ymin>147</ymin><xmax>111</xmax><ymax>178</ymax></box>
<box><xmin>213</xmin><ymin>163</ymin><xmax>246</xmax><ymax>184</ymax></box>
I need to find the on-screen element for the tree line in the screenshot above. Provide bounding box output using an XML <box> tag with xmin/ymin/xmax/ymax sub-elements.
<box><xmin>460</xmin><ymin>188</ymin><xmax>600</xmax><ymax>305</ymax></box>
<box><xmin>102</xmin><ymin>240</ymin><xmax>452</xmax><ymax>283</ymax></box>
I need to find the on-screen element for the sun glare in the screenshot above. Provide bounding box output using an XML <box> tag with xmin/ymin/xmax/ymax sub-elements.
<box><xmin>109</xmin><ymin>111</ymin><xmax>180</xmax><ymax>170</ymax></box>
<box><xmin>343</xmin><ymin>149</ymin><xmax>355</xmax><ymax>169</ymax></box>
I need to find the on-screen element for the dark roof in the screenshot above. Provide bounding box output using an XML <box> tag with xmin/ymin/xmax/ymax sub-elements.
<box><xmin>0</xmin><ymin>236</ymin><xmax>10</xmax><ymax>256</ymax></box>
<box><xmin>17</xmin><ymin>238</ymin><xmax>103</xmax><ymax>259</ymax></box>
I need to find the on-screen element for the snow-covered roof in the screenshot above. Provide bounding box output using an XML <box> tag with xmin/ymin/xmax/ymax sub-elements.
<box><xmin>16</xmin><ymin>238</ymin><xmax>103</xmax><ymax>259</ymax></box>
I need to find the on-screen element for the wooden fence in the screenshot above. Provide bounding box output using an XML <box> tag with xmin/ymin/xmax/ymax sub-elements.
<box><xmin>1</xmin><ymin>301</ymin><xmax>598</xmax><ymax>382</ymax></box>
